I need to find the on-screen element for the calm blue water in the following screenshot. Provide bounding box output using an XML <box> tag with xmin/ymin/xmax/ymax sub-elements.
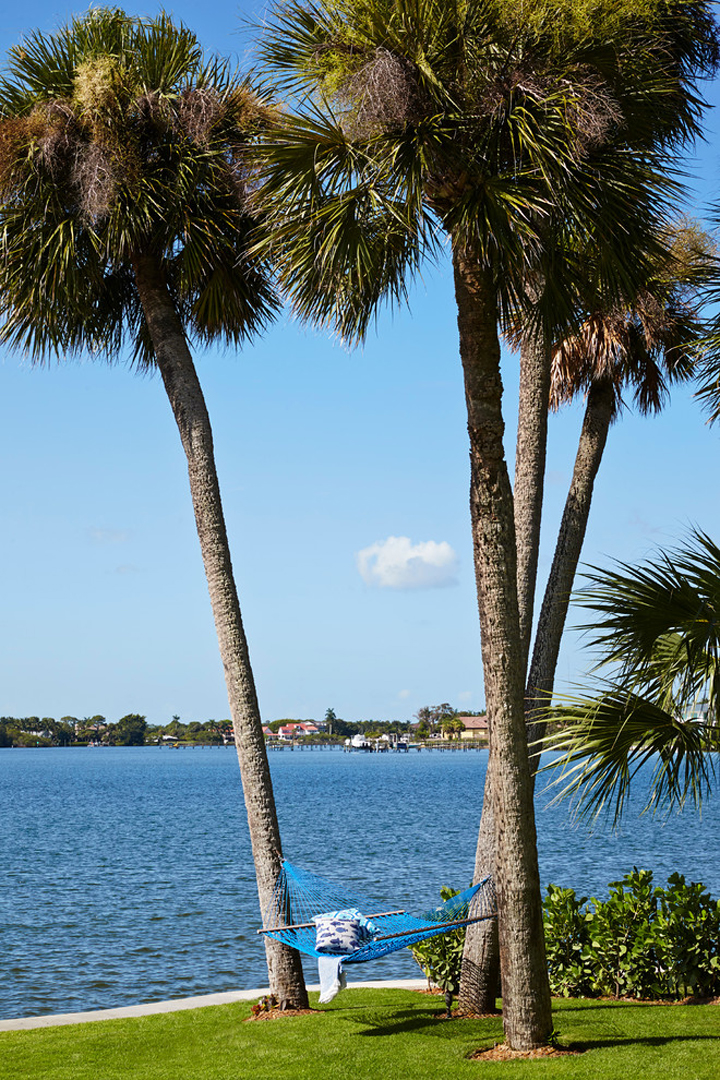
<box><xmin>1</xmin><ymin>745</ymin><xmax>718</xmax><ymax>1020</ymax></box>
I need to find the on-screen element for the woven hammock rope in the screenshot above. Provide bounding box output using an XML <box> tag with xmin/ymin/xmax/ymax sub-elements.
<box><xmin>258</xmin><ymin>860</ymin><xmax>497</xmax><ymax>964</ymax></box>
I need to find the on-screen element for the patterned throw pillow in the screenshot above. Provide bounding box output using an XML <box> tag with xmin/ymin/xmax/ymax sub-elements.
<box><xmin>314</xmin><ymin>911</ymin><xmax>373</xmax><ymax>954</ymax></box>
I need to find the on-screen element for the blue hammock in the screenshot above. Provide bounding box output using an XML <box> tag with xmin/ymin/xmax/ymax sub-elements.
<box><xmin>258</xmin><ymin>860</ymin><xmax>497</xmax><ymax>964</ymax></box>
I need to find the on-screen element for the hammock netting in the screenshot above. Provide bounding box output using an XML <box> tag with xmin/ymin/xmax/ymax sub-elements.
<box><xmin>260</xmin><ymin>860</ymin><xmax>497</xmax><ymax>964</ymax></box>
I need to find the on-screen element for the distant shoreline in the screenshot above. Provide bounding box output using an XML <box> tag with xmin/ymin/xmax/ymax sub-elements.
<box><xmin>0</xmin><ymin>741</ymin><xmax>488</xmax><ymax>752</ymax></box>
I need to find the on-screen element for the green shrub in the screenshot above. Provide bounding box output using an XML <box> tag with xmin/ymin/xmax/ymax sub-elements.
<box><xmin>654</xmin><ymin>873</ymin><xmax>720</xmax><ymax>998</ymax></box>
<box><xmin>409</xmin><ymin>887</ymin><xmax>465</xmax><ymax>1012</ymax></box>
<box><xmin>583</xmin><ymin>869</ymin><xmax>662</xmax><ymax>999</ymax></box>
<box><xmin>543</xmin><ymin>884</ymin><xmax>594</xmax><ymax>997</ymax></box>
<box><xmin>543</xmin><ymin>869</ymin><xmax>720</xmax><ymax>1001</ymax></box>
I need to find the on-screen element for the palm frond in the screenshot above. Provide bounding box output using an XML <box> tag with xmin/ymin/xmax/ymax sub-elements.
<box><xmin>0</xmin><ymin>10</ymin><xmax>279</xmax><ymax>367</ymax></box>
<box><xmin>542</xmin><ymin>682</ymin><xmax>718</xmax><ymax>824</ymax></box>
<box><xmin>255</xmin><ymin>0</ymin><xmax>718</xmax><ymax>344</ymax></box>
<box><xmin>541</xmin><ymin>529</ymin><xmax>720</xmax><ymax>824</ymax></box>
<box><xmin>251</xmin><ymin>106</ymin><xmax>436</xmax><ymax>340</ymax></box>
<box><xmin>577</xmin><ymin>529</ymin><xmax>720</xmax><ymax>682</ymax></box>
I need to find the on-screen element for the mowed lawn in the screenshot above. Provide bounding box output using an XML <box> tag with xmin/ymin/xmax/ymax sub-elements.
<box><xmin>2</xmin><ymin>988</ymin><xmax>720</xmax><ymax>1080</ymax></box>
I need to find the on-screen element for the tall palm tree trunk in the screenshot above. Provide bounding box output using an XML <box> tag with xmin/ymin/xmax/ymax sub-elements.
<box><xmin>526</xmin><ymin>376</ymin><xmax>614</xmax><ymax>770</ymax></box>
<box><xmin>133</xmin><ymin>253</ymin><xmax>308</xmax><ymax>1008</ymax></box>
<box><xmin>458</xmin><ymin>772</ymin><xmax>501</xmax><ymax>1014</ymax></box>
<box><xmin>452</xmin><ymin>245</ymin><xmax>552</xmax><ymax>1049</ymax></box>
<box><xmin>514</xmin><ymin>327</ymin><xmax>552</xmax><ymax>673</ymax></box>
<box><xmin>460</xmin><ymin>367</ymin><xmax>615</xmax><ymax>1015</ymax></box>
<box><xmin>461</xmin><ymin>316</ymin><xmax>552</xmax><ymax>1017</ymax></box>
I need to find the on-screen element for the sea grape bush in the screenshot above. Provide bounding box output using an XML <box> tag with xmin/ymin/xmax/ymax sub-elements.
<box><xmin>412</xmin><ymin>870</ymin><xmax>720</xmax><ymax>1002</ymax></box>
<box><xmin>542</xmin><ymin>884</ymin><xmax>594</xmax><ymax>997</ymax></box>
<box><xmin>409</xmin><ymin>887</ymin><xmax>465</xmax><ymax>1010</ymax></box>
<box><xmin>543</xmin><ymin>869</ymin><xmax>720</xmax><ymax>999</ymax></box>
<box><xmin>654</xmin><ymin>874</ymin><xmax>720</xmax><ymax>998</ymax></box>
<box><xmin>581</xmin><ymin>869</ymin><xmax>661</xmax><ymax>999</ymax></box>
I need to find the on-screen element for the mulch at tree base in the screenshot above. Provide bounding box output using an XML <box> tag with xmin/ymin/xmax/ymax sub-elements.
<box><xmin>469</xmin><ymin>1044</ymin><xmax>582</xmax><ymax>1061</ymax></box>
<box><xmin>244</xmin><ymin>1008</ymin><xmax>323</xmax><ymax>1022</ymax></box>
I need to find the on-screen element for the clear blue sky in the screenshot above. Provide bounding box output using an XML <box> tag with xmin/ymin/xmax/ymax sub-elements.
<box><xmin>1</xmin><ymin>2</ymin><xmax>719</xmax><ymax>727</ymax></box>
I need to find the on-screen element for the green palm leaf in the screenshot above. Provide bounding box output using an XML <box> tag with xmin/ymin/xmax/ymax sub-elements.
<box><xmin>542</xmin><ymin>529</ymin><xmax>720</xmax><ymax>822</ymax></box>
<box><xmin>254</xmin><ymin>0</ymin><xmax>709</xmax><ymax>343</ymax></box>
<box><xmin>0</xmin><ymin>8</ymin><xmax>278</xmax><ymax>366</ymax></box>
<box><xmin>543</xmin><ymin>684</ymin><xmax>718</xmax><ymax>823</ymax></box>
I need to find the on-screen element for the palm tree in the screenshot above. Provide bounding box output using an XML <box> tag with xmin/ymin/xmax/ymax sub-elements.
<box><xmin>0</xmin><ymin>8</ymin><xmax>307</xmax><ymax>1007</ymax></box>
<box><xmin>440</xmin><ymin>712</ymin><xmax>461</xmax><ymax>740</ymax></box>
<box><xmin>462</xmin><ymin>224</ymin><xmax>716</xmax><ymax>1014</ymax></box>
<box><xmin>525</xmin><ymin>223</ymin><xmax>715</xmax><ymax>769</ymax></box>
<box><xmin>253</xmin><ymin>0</ymin><xmax>718</xmax><ymax>1048</ymax></box>
<box><xmin>542</xmin><ymin>529</ymin><xmax>720</xmax><ymax>823</ymax></box>
<box><xmin>549</xmin><ymin>247</ymin><xmax>720</xmax><ymax>817</ymax></box>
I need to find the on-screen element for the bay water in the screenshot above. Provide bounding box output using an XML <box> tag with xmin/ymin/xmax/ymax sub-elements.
<box><xmin>1</xmin><ymin>745</ymin><xmax>718</xmax><ymax>1020</ymax></box>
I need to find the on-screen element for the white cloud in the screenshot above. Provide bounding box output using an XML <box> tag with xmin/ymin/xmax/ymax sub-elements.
<box><xmin>356</xmin><ymin>535</ymin><xmax>459</xmax><ymax>590</ymax></box>
<box><xmin>458</xmin><ymin>690</ymin><xmax>473</xmax><ymax>703</ymax></box>
<box><xmin>87</xmin><ymin>527</ymin><xmax>130</xmax><ymax>545</ymax></box>
<box><xmin>398</xmin><ymin>689</ymin><xmax>411</xmax><ymax>700</ymax></box>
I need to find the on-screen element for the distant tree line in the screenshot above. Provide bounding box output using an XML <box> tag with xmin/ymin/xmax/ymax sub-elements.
<box><xmin>413</xmin><ymin>704</ymin><xmax>487</xmax><ymax>740</ymax></box>
<box><xmin>0</xmin><ymin>714</ymin><xmax>148</xmax><ymax>746</ymax></box>
<box><xmin>0</xmin><ymin>708</ymin><xmax>466</xmax><ymax>747</ymax></box>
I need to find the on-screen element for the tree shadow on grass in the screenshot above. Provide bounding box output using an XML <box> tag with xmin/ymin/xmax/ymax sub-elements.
<box><xmin>354</xmin><ymin>1011</ymin><xmax>503</xmax><ymax>1038</ymax></box>
<box><xmin>567</xmin><ymin>1034</ymin><xmax>720</xmax><ymax>1052</ymax></box>
<box><xmin>557</xmin><ymin>1001</ymin><xmax>720</xmax><ymax>1013</ymax></box>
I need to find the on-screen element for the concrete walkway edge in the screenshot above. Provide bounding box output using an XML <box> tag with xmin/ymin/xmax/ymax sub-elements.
<box><xmin>0</xmin><ymin>980</ymin><xmax>427</xmax><ymax>1032</ymax></box>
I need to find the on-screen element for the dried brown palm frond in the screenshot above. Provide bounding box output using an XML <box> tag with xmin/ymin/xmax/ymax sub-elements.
<box><xmin>134</xmin><ymin>90</ymin><xmax>173</xmax><ymax>129</ymax></box>
<box><xmin>339</xmin><ymin>48</ymin><xmax>427</xmax><ymax>137</ymax></box>
<box><xmin>70</xmin><ymin>141</ymin><xmax>119</xmax><ymax>223</ymax></box>
<box><xmin>176</xmin><ymin>87</ymin><xmax>227</xmax><ymax>144</ymax></box>
<box><xmin>549</xmin><ymin>287</ymin><xmax>698</xmax><ymax>415</ymax></box>
<box><xmin>473</xmin><ymin>65</ymin><xmax>552</xmax><ymax>118</ymax></box>
<box><xmin>0</xmin><ymin>116</ymin><xmax>27</xmax><ymax>189</ymax></box>
<box><xmin>465</xmin><ymin>59</ymin><xmax>622</xmax><ymax>163</ymax></box>
<box><xmin>174</xmin><ymin>84</ymin><xmax>275</xmax><ymax>146</ymax></box>
<box><xmin>563</xmin><ymin>71</ymin><xmax>623</xmax><ymax>157</ymax></box>
<box><xmin>550</xmin><ymin>309</ymin><xmax>627</xmax><ymax>408</ymax></box>
<box><xmin>26</xmin><ymin>101</ymin><xmax>77</xmax><ymax>178</ymax></box>
<box><xmin>15</xmin><ymin>98</ymin><xmax>121</xmax><ymax>223</ymax></box>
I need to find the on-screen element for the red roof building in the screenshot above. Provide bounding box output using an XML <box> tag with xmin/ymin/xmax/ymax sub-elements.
<box><xmin>458</xmin><ymin>715</ymin><xmax>488</xmax><ymax>741</ymax></box>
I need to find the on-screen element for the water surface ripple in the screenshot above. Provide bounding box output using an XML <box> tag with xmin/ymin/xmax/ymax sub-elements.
<box><xmin>1</xmin><ymin>746</ymin><xmax>718</xmax><ymax>1020</ymax></box>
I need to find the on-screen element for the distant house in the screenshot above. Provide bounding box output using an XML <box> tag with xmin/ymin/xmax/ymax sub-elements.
<box><xmin>458</xmin><ymin>715</ymin><xmax>488</xmax><ymax>741</ymax></box>
<box><xmin>276</xmin><ymin>721</ymin><xmax>319</xmax><ymax>740</ymax></box>
<box><xmin>297</xmin><ymin>722</ymin><xmax>319</xmax><ymax>736</ymax></box>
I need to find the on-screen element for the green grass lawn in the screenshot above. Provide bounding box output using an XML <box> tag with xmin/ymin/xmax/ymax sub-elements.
<box><xmin>2</xmin><ymin>989</ymin><xmax>719</xmax><ymax>1080</ymax></box>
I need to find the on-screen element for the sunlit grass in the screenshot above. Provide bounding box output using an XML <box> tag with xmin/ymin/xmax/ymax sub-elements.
<box><xmin>2</xmin><ymin>988</ymin><xmax>720</xmax><ymax>1080</ymax></box>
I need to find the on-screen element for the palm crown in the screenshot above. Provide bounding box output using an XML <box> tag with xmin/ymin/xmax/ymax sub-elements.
<box><xmin>256</xmin><ymin>0</ymin><xmax>716</xmax><ymax>341</ymax></box>
<box><xmin>548</xmin><ymin>223</ymin><xmax>717</xmax><ymax>418</ymax></box>
<box><xmin>0</xmin><ymin>7</ymin><xmax>276</xmax><ymax>364</ymax></box>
